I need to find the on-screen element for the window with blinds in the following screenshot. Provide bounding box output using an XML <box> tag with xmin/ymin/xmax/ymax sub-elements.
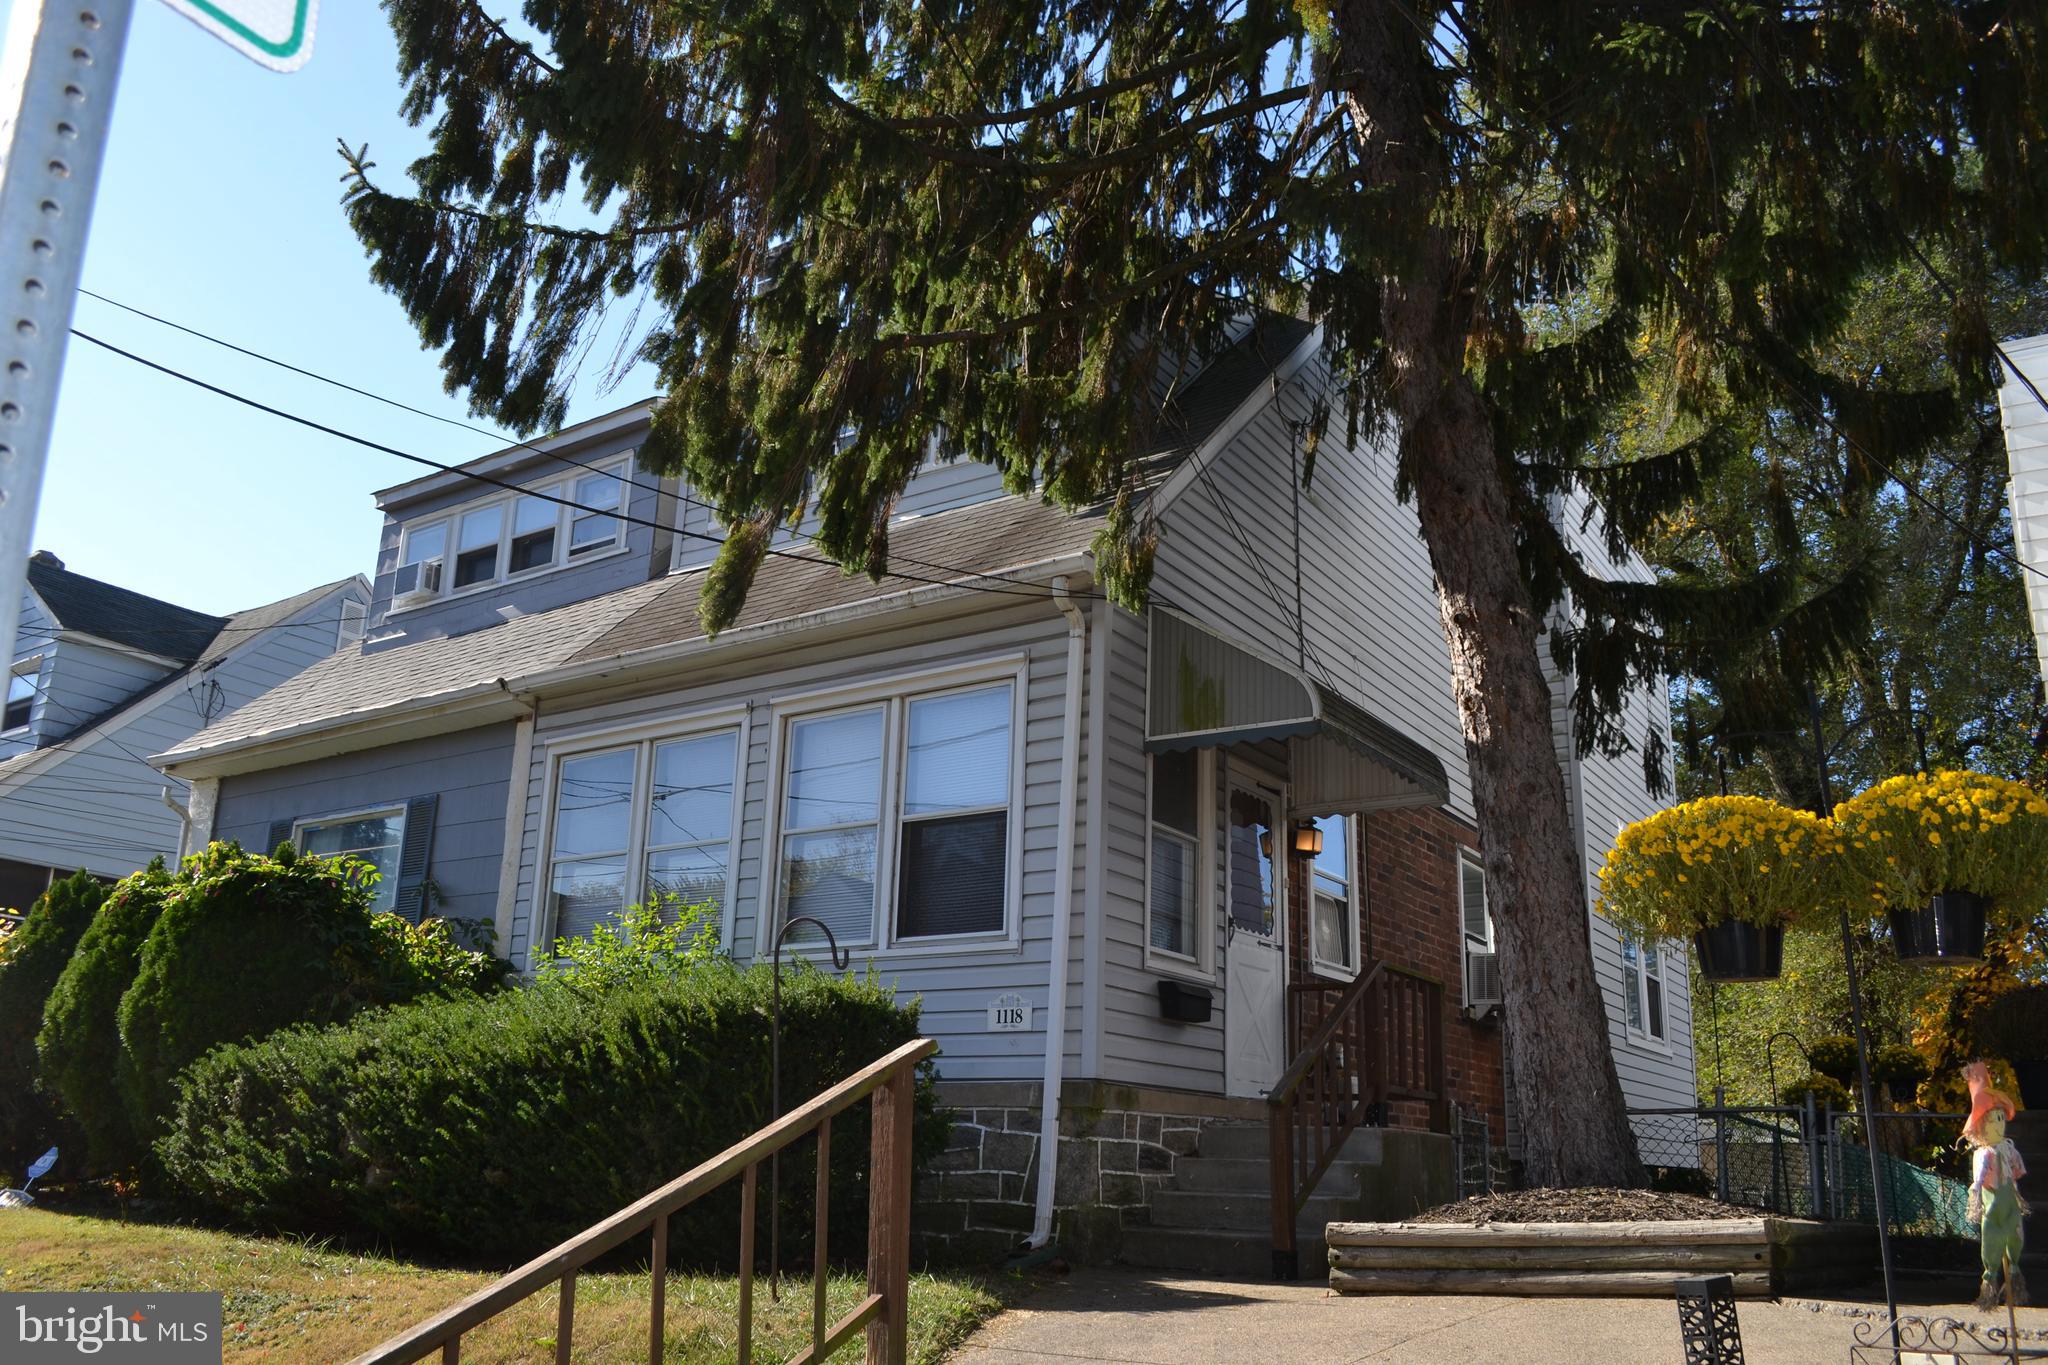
<box><xmin>1311</xmin><ymin>813</ymin><xmax>1358</xmax><ymax>974</ymax></box>
<box><xmin>773</xmin><ymin>668</ymin><xmax>1021</xmax><ymax>950</ymax></box>
<box><xmin>1148</xmin><ymin>749</ymin><xmax>1201</xmax><ymax>959</ymax></box>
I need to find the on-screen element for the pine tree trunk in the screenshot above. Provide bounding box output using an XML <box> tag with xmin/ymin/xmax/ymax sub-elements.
<box><xmin>1337</xmin><ymin>3</ymin><xmax>1645</xmax><ymax>1188</ymax></box>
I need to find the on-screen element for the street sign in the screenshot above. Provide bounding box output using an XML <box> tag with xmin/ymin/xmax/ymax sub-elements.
<box><xmin>159</xmin><ymin>0</ymin><xmax>316</xmax><ymax>73</ymax></box>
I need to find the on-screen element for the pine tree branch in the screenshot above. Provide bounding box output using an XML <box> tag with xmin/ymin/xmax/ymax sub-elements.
<box><xmin>874</xmin><ymin>40</ymin><xmax>1247</xmax><ymax>131</ymax></box>
<box><xmin>460</xmin><ymin>0</ymin><xmax>558</xmax><ymax>75</ymax></box>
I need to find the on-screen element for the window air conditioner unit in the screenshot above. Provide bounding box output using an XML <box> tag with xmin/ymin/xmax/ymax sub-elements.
<box><xmin>1464</xmin><ymin>949</ymin><xmax>1502</xmax><ymax>1016</ymax></box>
<box><xmin>393</xmin><ymin>557</ymin><xmax>443</xmax><ymax>601</ymax></box>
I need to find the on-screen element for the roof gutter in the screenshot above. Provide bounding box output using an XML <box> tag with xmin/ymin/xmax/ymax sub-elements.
<box><xmin>157</xmin><ymin>550</ymin><xmax>1096</xmax><ymax>779</ymax></box>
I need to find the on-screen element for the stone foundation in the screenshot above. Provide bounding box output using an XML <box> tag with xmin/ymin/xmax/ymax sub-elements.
<box><xmin>913</xmin><ymin>1080</ymin><xmax>1257</xmax><ymax>1264</ymax></box>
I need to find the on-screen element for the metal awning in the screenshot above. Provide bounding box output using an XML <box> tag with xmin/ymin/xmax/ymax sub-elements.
<box><xmin>1145</xmin><ymin>608</ymin><xmax>1451</xmax><ymax>816</ymax></box>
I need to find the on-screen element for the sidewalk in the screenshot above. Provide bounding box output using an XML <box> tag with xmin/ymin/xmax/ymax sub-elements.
<box><xmin>952</xmin><ymin>1269</ymin><xmax>2048</xmax><ymax>1364</ymax></box>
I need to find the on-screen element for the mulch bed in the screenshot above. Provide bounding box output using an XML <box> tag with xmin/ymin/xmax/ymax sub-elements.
<box><xmin>1411</xmin><ymin>1188</ymin><xmax>1766</xmax><ymax>1225</ymax></box>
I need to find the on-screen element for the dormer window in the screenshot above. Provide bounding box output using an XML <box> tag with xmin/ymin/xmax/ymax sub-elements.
<box><xmin>454</xmin><ymin>505</ymin><xmax>504</xmax><ymax>588</ymax></box>
<box><xmin>4</xmin><ymin>666</ymin><xmax>35</xmax><ymax>732</ymax></box>
<box><xmin>391</xmin><ymin>458</ymin><xmax>630</xmax><ymax>609</ymax></box>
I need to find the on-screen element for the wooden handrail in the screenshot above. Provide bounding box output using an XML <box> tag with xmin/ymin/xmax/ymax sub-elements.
<box><xmin>1267</xmin><ymin>960</ymin><xmax>1446</xmax><ymax>1281</ymax></box>
<box><xmin>1269</xmin><ymin>963</ymin><xmax>1383</xmax><ymax>1107</ymax></box>
<box><xmin>348</xmin><ymin>1034</ymin><xmax>937</xmax><ymax>1365</ymax></box>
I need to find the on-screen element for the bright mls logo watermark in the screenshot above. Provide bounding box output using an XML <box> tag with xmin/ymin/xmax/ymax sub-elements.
<box><xmin>2</xmin><ymin>1293</ymin><xmax>220</xmax><ymax>1362</ymax></box>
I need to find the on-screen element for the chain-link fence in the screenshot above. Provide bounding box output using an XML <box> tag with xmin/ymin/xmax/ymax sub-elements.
<box><xmin>1629</xmin><ymin>1100</ymin><xmax>1974</xmax><ymax>1237</ymax></box>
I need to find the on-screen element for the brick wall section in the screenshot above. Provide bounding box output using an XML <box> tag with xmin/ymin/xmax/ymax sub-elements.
<box><xmin>1355</xmin><ymin>806</ymin><xmax>1508</xmax><ymax>1147</ymax></box>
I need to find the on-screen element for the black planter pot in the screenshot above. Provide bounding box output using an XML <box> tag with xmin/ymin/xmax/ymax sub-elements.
<box><xmin>1692</xmin><ymin>920</ymin><xmax>1785</xmax><ymax>982</ymax></box>
<box><xmin>2014</xmin><ymin>1060</ymin><xmax>2048</xmax><ymax>1110</ymax></box>
<box><xmin>1887</xmin><ymin>890</ymin><xmax>1988</xmax><ymax>965</ymax></box>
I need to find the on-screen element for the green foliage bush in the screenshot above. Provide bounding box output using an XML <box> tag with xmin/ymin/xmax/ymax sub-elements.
<box><xmin>0</xmin><ymin>871</ymin><xmax>108</xmax><ymax>1166</ymax></box>
<box><xmin>37</xmin><ymin>860</ymin><xmax>174</xmax><ymax>1173</ymax></box>
<box><xmin>1805</xmin><ymin>1035</ymin><xmax>1860</xmax><ymax>1083</ymax></box>
<box><xmin>117</xmin><ymin>842</ymin><xmax>509</xmax><ymax>1160</ymax></box>
<box><xmin>157</xmin><ymin>962</ymin><xmax>946</xmax><ymax>1263</ymax></box>
<box><xmin>1978</xmin><ymin>986</ymin><xmax>2048</xmax><ymax>1063</ymax></box>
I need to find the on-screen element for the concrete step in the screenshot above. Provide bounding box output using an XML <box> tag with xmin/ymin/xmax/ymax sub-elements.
<box><xmin>1149</xmin><ymin>1188</ymin><xmax>1355</xmax><ymax>1233</ymax></box>
<box><xmin>1197</xmin><ymin>1122</ymin><xmax>1386</xmax><ymax>1164</ymax></box>
<box><xmin>1120</xmin><ymin>1225</ymin><xmax>1327</xmax><ymax>1280</ymax></box>
<box><xmin>1172</xmin><ymin>1155</ymin><xmax>1380</xmax><ymax>1195</ymax></box>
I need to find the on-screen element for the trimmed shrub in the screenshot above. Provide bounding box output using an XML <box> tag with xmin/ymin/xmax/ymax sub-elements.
<box><xmin>157</xmin><ymin>963</ymin><xmax>946</xmax><ymax>1262</ymax></box>
<box><xmin>117</xmin><ymin>842</ymin><xmax>508</xmax><ymax>1155</ymax></box>
<box><xmin>38</xmin><ymin>860</ymin><xmax>174</xmax><ymax>1173</ymax></box>
<box><xmin>1872</xmin><ymin>1043</ymin><xmax>1932</xmax><ymax>1094</ymax></box>
<box><xmin>0</xmin><ymin>871</ymin><xmax>109</xmax><ymax>1167</ymax></box>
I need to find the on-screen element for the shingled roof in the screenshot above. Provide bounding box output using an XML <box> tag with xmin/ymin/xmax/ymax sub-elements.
<box><xmin>26</xmin><ymin>553</ymin><xmax>226</xmax><ymax>661</ymax></box>
<box><xmin>160</xmin><ymin>315</ymin><xmax>1317</xmax><ymax>768</ymax></box>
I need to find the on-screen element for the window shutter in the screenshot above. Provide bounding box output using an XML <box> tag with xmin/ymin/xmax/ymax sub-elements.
<box><xmin>391</xmin><ymin>794</ymin><xmax>439</xmax><ymax>923</ymax></box>
<box><xmin>266</xmin><ymin>819</ymin><xmax>296</xmax><ymax>857</ymax></box>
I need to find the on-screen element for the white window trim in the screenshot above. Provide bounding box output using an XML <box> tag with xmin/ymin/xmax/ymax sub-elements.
<box><xmin>1308</xmin><ymin>813</ymin><xmax>1363</xmax><ymax>981</ymax></box>
<box><xmin>3</xmin><ymin>656</ymin><xmax>41</xmax><ymax>735</ymax></box>
<box><xmin>1458</xmin><ymin>848</ymin><xmax>1498</xmax><ymax>1008</ymax></box>
<box><xmin>761</xmin><ymin>655</ymin><xmax>1029</xmax><ymax>959</ymax></box>
<box><xmin>389</xmin><ymin>457</ymin><xmax>633</xmax><ymax>614</ymax></box>
<box><xmin>292</xmin><ymin>804</ymin><xmax>408</xmax><ymax>914</ymax></box>
<box><xmin>535</xmin><ymin>707</ymin><xmax>750</xmax><ymax>953</ymax></box>
<box><xmin>1143</xmin><ymin>747</ymin><xmax>1217</xmax><ymax>982</ymax></box>
<box><xmin>336</xmin><ymin>599</ymin><xmax>368</xmax><ymax>650</ymax></box>
<box><xmin>1620</xmin><ymin>934</ymin><xmax>1674</xmax><ymax>1053</ymax></box>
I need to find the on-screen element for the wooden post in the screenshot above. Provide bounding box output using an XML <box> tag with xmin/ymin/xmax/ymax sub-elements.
<box><xmin>739</xmin><ymin>1164</ymin><xmax>757</xmax><ymax>1365</ymax></box>
<box><xmin>650</xmin><ymin>1214</ymin><xmax>667</xmax><ymax>1365</ymax></box>
<box><xmin>1269</xmin><ymin>1096</ymin><xmax>1296</xmax><ymax>1279</ymax></box>
<box><xmin>1427</xmin><ymin>980</ymin><xmax>1449</xmax><ymax>1133</ymax></box>
<box><xmin>440</xmin><ymin>1341</ymin><xmax>460</xmax><ymax>1364</ymax></box>
<box><xmin>555</xmin><ymin>1273</ymin><xmax>575</xmax><ymax>1365</ymax></box>
<box><xmin>866</xmin><ymin>1064</ymin><xmax>914</xmax><ymax>1365</ymax></box>
<box><xmin>814</xmin><ymin>1116</ymin><xmax>832</xmax><ymax>1359</ymax></box>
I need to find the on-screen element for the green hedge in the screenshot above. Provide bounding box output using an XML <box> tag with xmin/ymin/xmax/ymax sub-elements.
<box><xmin>37</xmin><ymin>861</ymin><xmax>174</xmax><ymax>1173</ymax></box>
<box><xmin>0</xmin><ymin>871</ymin><xmax>108</xmax><ymax>1168</ymax></box>
<box><xmin>117</xmin><ymin>842</ymin><xmax>505</xmax><ymax>1141</ymax></box>
<box><xmin>157</xmin><ymin>964</ymin><xmax>945</xmax><ymax>1262</ymax></box>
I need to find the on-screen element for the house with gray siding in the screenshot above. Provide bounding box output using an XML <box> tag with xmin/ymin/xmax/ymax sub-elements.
<box><xmin>0</xmin><ymin>552</ymin><xmax>367</xmax><ymax>907</ymax></box>
<box><xmin>156</xmin><ymin>318</ymin><xmax>1691</xmax><ymax>1270</ymax></box>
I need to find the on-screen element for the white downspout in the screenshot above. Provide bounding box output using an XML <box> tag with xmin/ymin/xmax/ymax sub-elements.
<box><xmin>1030</xmin><ymin>575</ymin><xmax>1089</xmax><ymax>1247</ymax></box>
<box><xmin>159</xmin><ymin>787</ymin><xmax>190</xmax><ymax>858</ymax></box>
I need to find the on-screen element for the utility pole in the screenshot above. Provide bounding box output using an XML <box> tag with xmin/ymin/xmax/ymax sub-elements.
<box><xmin>0</xmin><ymin>0</ymin><xmax>136</xmax><ymax>665</ymax></box>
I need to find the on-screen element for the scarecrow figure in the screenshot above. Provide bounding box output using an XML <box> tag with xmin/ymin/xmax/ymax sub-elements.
<box><xmin>1964</xmin><ymin>1060</ymin><xmax>2028</xmax><ymax>1310</ymax></box>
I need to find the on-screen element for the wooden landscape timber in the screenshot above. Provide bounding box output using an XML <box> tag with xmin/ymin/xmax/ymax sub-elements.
<box><xmin>1325</xmin><ymin>1218</ymin><xmax>1878</xmax><ymax>1298</ymax></box>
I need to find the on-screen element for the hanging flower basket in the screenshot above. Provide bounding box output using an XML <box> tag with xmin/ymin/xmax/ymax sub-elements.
<box><xmin>1886</xmin><ymin>890</ymin><xmax>1989</xmax><ymax>965</ymax></box>
<box><xmin>1691</xmin><ymin>918</ymin><xmax>1785</xmax><ymax>982</ymax></box>
<box><xmin>1833</xmin><ymin>771</ymin><xmax>2048</xmax><ymax>966</ymax></box>
<box><xmin>1597</xmin><ymin>796</ymin><xmax>1837</xmax><ymax>983</ymax></box>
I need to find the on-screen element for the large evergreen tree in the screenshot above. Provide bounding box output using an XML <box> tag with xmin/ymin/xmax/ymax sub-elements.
<box><xmin>342</xmin><ymin>0</ymin><xmax>2048</xmax><ymax>1185</ymax></box>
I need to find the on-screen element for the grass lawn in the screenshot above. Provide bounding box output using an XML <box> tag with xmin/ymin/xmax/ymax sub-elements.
<box><xmin>0</xmin><ymin>1207</ymin><xmax>1015</xmax><ymax>1362</ymax></box>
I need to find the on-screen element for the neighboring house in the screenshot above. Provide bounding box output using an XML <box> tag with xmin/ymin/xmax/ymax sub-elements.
<box><xmin>156</xmin><ymin>317</ymin><xmax>1689</xmax><ymax>1266</ymax></box>
<box><xmin>0</xmin><ymin>550</ymin><xmax>368</xmax><ymax>906</ymax></box>
<box><xmin>1997</xmin><ymin>335</ymin><xmax>2048</xmax><ymax>687</ymax></box>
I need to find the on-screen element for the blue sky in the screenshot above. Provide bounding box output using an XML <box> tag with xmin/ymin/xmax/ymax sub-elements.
<box><xmin>2</xmin><ymin>0</ymin><xmax>651</xmax><ymax>615</ymax></box>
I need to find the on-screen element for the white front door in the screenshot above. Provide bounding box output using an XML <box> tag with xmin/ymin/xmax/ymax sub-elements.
<box><xmin>1224</xmin><ymin>775</ymin><xmax>1287</xmax><ymax>1098</ymax></box>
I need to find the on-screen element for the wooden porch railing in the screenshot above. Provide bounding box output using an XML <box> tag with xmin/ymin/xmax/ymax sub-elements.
<box><xmin>1267</xmin><ymin>961</ymin><xmax>1445</xmax><ymax>1280</ymax></box>
<box><xmin>347</xmin><ymin>1035</ymin><xmax>939</xmax><ymax>1365</ymax></box>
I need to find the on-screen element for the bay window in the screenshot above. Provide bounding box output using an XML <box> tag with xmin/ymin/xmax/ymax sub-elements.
<box><xmin>542</xmin><ymin>721</ymin><xmax>742</xmax><ymax>946</ymax></box>
<box><xmin>773</xmin><ymin>668</ymin><xmax>1021</xmax><ymax>950</ymax></box>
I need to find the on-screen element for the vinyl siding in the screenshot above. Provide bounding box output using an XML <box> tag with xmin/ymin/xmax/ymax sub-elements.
<box><xmin>1546</xmin><ymin>492</ymin><xmax>1696</xmax><ymax>1111</ymax></box>
<box><xmin>0</xmin><ymin>592</ymin><xmax>58</xmax><ymax>758</ymax></box>
<box><xmin>1999</xmin><ymin>334</ymin><xmax>2048</xmax><ymax>687</ymax></box>
<box><xmin>37</xmin><ymin>640</ymin><xmax>176</xmax><ymax>743</ymax></box>
<box><xmin>0</xmin><ymin>585</ymin><xmax>366</xmax><ymax>881</ymax></box>
<box><xmin>1149</xmin><ymin>351</ymin><xmax>1474</xmax><ymax>822</ymax></box>
<box><xmin>213</xmin><ymin>721</ymin><xmax>516</xmax><ymax>926</ymax></box>
<box><xmin>508</xmin><ymin>598</ymin><xmax>1084</xmax><ymax>1084</ymax></box>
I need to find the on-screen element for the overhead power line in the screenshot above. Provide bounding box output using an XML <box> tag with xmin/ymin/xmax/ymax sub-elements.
<box><xmin>73</xmin><ymin>290</ymin><xmax>1102</xmax><ymax>599</ymax></box>
<box><xmin>70</xmin><ymin>328</ymin><xmax>1102</xmax><ymax>607</ymax></box>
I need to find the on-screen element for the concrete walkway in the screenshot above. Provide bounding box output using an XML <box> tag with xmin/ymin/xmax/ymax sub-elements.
<box><xmin>952</xmin><ymin>1269</ymin><xmax>2048</xmax><ymax>1364</ymax></box>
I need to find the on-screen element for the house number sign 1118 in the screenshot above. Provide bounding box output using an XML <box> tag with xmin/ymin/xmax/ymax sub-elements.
<box><xmin>988</xmin><ymin>993</ymin><xmax>1032</xmax><ymax>1032</ymax></box>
